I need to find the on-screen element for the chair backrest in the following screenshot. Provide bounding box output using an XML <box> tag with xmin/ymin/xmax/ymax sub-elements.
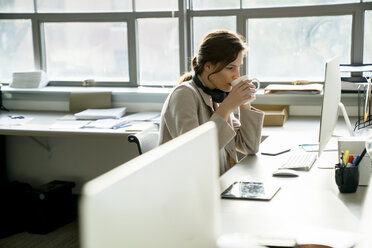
<box><xmin>128</xmin><ymin>130</ymin><xmax>159</xmax><ymax>154</ymax></box>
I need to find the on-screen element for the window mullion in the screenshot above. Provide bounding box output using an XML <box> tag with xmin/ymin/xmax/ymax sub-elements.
<box><xmin>31</xmin><ymin>16</ymin><xmax>44</xmax><ymax>71</ymax></box>
<box><xmin>179</xmin><ymin>0</ymin><xmax>188</xmax><ymax>74</ymax></box>
<box><xmin>128</xmin><ymin>18</ymin><xmax>138</xmax><ymax>86</ymax></box>
<box><xmin>351</xmin><ymin>7</ymin><xmax>365</xmax><ymax>64</ymax></box>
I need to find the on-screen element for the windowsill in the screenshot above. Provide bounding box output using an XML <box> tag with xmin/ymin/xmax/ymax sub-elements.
<box><xmin>1</xmin><ymin>85</ymin><xmax>173</xmax><ymax>94</ymax></box>
<box><xmin>1</xmin><ymin>86</ymin><xmax>361</xmax><ymax>114</ymax></box>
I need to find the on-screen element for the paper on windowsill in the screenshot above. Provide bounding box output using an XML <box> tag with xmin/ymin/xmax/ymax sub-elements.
<box><xmin>264</xmin><ymin>84</ymin><xmax>323</xmax><ymax>95</ymax></box>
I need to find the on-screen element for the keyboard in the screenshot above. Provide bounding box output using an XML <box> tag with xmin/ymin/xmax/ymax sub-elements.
<box><xmin>280</xmin><ymin>153</ymin><xmax>317</xmax><ymax>171</ymax></box>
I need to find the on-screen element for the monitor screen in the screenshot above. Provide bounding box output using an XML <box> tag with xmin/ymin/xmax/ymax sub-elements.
<box><xmin>79</xmin><ymin>121</ymin><xmax>220</xmax><ymax>248</ymax></box>
<box><xmin>318</xmin><ymin>57</ymin><xmax>341</xmax><ymax>157</ymax></box>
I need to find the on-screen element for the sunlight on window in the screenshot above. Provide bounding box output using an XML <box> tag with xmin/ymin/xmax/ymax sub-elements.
<box><xmin>0</xmin><ymin>20</ymin><xmax>34</xmax><ymax>82</ymax></box>
<box><xmin>37</xmin><ymin>0</ymin><xmax>132</xmax><ymax>12</ymax></box>
<box><xmin>138</xmin><ymin>18</ymin><xmax>179</xmax><ymax>86</ymax></box>
<box><xmin>247</xmin><ymin>15</ymin><xmax>352</xmax><ymax>82</ymax></box>
<box><xmin>192</xmin><ymin>16</ymin><xmax>236</xmax><ymax>55</ymax></box>
<box><xmin>0</xmin><ymin>0</ymin><xmax>34</xmax><ymax>13</ymax></box>
<box><xmin>44</xmin><ymin>22</ymin><xmax>129</xmax><ymax>81</ymax></box>
<box><xmin>243</xmin><ymin>0</ymin><xmax>358</xmax><ymax>8</ymax></box>
<box><xmin>364</xmin><ymin>11</ymin><xmax>372</xmax><ymax>63</ymax></box>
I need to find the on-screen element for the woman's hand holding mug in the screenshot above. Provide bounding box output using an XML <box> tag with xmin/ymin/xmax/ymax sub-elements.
<box><xmin>231</xmin><ymin>75</ymin><xmax>260</xmax><ymax>105</ymax></box>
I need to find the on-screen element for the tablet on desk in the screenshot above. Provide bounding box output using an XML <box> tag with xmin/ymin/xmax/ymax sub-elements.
<box><xmin>221</xmin><ymin>182</ymin><xmax>280</xmax><ymax>201</ymax></box>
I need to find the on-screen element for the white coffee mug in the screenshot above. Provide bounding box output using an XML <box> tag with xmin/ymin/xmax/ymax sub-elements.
<box><xmin>231</xmin><ymin>75</ymin><xmax>260</xmax><ymax>104</ymax></box>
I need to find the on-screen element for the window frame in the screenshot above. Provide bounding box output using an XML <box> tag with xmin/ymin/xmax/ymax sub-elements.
<box><xmin>190</xmin><ymin>2</ymin><xmax>371</xmax><ymax>83</ymax></box>
<box><xmin>0</xmin><ymin>1</ymin><xmax>371</xmax><ymax>87</ymax></box>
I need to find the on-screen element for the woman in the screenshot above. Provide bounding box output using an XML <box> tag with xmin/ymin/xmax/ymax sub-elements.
<box><xmin>159</xmin><ymin>30</ymin><xmax>264</xmax><ymax>174</ymax></box>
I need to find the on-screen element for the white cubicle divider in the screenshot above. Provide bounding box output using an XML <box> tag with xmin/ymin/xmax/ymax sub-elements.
<box><xmin>356</xmin><ymin>177</ymin><xmax>372</xmax><ymax>248</ymax></box>
<box><xmin>338</xmin><ymin>136</ymin><xmax>372</xmax><ymax>185</ymax></box>
<box><xmin>80</xmin><ymin>122</ymin><xmax>220</xmax><ymax>248</ymax></box>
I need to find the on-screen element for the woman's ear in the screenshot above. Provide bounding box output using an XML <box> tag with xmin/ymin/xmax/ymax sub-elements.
<box><xmin>204</xmin><ymin>62</ymin><xmax>214</xmax><ymax>73</ymax></box>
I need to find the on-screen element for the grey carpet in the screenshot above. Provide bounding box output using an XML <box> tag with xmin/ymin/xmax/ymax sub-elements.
<box><xmin>0</xmin><ymin>220</ymin><xmax>79</xmax><ymax>248</ymax></box>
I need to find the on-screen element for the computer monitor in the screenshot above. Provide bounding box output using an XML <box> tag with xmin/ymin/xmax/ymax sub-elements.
<box><xmin>318</xmin><ymin>57</ymin><xmax>354</xmax><ymax>157</ymax></box>
<box><xmin>79</xmin><ymin>122</ymin><xmax>220</xmax><ymax>248</ymax></box>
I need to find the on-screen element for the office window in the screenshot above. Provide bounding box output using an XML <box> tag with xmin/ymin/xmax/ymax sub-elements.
<box><xmin>44</xmin><ymin>22</ymin><xmax>129</xmax><ymax>82</ymax></box>
<box><xmin>0</xmin><ymin>20</ymin><xmax>34</xmax><ymax>82</ymax></box>
<box><xmin>192</xmin><ymin>16</ymin><xmax>236</xmax><ymax>55</ymax></box>
<box><xmin>192</xmin><ymin>0</ymin><xmax>239</xmax><ymax>10</ymax></box>
<box><xmin>135</xmin><ymin>0</ymin><xmax>177</xmax><ymax>11</ymax></box>
<box><xmin>247</xmin><ymin>15</ymin><xmax>352</xmax><ymax>82</ymax></box>
<box><xmin>0</xmin><ymin>1</ymin><xmax>370</xmax><ymax>87</ymax></box>
<box><xmin>137</xmin><ymin>18</ymin><xmax>179</xmax><ymax>86</ymax></box>
<box><xmin>0</xmin><ymin>0</ymin><xmax>34</xmax><ymax>12</ymax></box>
<box><xmin>365</xmin><ymin>11</ymin><xmax>372</xmax><ymax>63</ymax></box>
<box><xmin>37</xmin><ymin>0</ymin><xmax>132</xmax><ymax>12</ymax></box>
<box><xmin>242</xmin><ymin>0</ymin><xmax>359</xmax><ymax>8</ymax></box>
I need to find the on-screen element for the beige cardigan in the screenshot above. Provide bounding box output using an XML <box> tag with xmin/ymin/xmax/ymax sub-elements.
<box><xmin>159</xmin><ymin>79</ymin><xmax>264</xmax><ymax>175</ymax></box>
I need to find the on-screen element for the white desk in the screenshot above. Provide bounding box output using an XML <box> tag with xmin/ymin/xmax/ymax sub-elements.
<box><xmin>0</xmin><ymin>111</ymin><xmax>154</xmax><ymax>137</ymax></box>
<box><xmin>219</xmin><ymin>117</ymin><xmax>368</xmax><ymax>246</ymax></box>
<box><xmin>0</xmin><ymin>110</ymin><xmax>156</xmax><ymax>191</ymax></box>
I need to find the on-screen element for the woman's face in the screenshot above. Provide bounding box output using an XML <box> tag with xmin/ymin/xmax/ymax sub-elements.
<box><xmin>204</xmin><ymin>51</ymin><xmax>243</xmax><ymax>92</ymax></box>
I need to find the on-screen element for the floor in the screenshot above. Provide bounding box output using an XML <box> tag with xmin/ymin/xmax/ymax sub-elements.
<box><xmin>0</xmin><ymin>220</ymin><xmax>79</xmax><ymax>248</ymax></box>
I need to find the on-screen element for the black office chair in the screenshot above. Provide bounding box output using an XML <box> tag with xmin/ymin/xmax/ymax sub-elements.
<box><xmin>128</xmin><ymin>130</ymin><xmax>159</xmax><ymax>155</ymax></box>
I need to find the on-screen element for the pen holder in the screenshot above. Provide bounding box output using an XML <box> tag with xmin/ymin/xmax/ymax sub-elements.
<box><xmin>335</xmin><ymin>164</ymin><xmax>359</xmax><ymax>193</ymax></box>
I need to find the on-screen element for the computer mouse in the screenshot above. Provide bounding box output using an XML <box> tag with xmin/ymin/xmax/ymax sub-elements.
<box><xmin>272</xmin><ymin>169</ymin><xmax>299</xmax><ymax>177</ymax></box>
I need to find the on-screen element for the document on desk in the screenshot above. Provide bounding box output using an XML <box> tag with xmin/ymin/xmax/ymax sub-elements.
<box><xmin>82</xmin><ymin>118</ymin><xmax>129</xmax><ymax>129</ymax></box>
<box><xmin>0</xmin><ymin>116</ymin><xmax>33</xmax><ymax>126</ymax></box>
<box><xmin>49</xmin><ymin>120</ymin><xmax>91</xmax><ymax>129</ymax></box>
<box><xmin>259</xmin><ymin>226</ymin><xmax>360</xmax><ymax>248</ymax></box>
<box><xmin>119</xmin><ymin>122</ymin><xmax>157</xmax><ymax>132</ymax></box>
<box><xmin>121</xmin><ymin>112</ymin><xmax>160</xmax><ymax>122</ymax></box>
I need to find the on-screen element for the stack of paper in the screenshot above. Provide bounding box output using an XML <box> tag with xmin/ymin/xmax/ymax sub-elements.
<box><xmin>74</xmin><ymin>107</ymin><xmax>127</xmax><ymax>120</ymax></box>
<box><xmin>10</xmin><ymin>70</ymin><xmax>49</xmax><ymax>88</ymax></box>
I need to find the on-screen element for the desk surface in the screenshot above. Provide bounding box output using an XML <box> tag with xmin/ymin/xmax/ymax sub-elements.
<box><xmin>0</xmin><ymin>111</ymin><xmax>155</xmax><ymax>137</ymax></box>
<box><xmin>219</xmin><ymin>116</ymin><xmax>367</xmax><ymax>246</ymax></box>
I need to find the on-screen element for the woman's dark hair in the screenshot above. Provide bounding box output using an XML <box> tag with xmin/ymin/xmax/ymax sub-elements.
<box><xmin>179</xmin><ymin>30</ymin><xmax>247</xmax><ymax>84</ymax></box>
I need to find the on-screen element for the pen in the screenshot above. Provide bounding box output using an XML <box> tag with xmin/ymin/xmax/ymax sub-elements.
<box><xmin>112</xmin><ymin>122</ymin><xmax>131</xmax><ymax>130</ymax></box>
<box><xmin>351</xmin><ymin>155</ymin><xmax>360</xmax><ymax>167</ymax></box>
<box><xmin>340</xmin><ymin>151</ymin><xmax>345</xmax><ymax>167</ymax></box>
<box><xmin>348</xmin><ymin>155</ymin><xmax>354</xmax><ymax>165</ymax></box>
<box><xmin>299</xmin><ymin>144</ymin><xmax>318</xmax><ymax>146</ymax></box>
<box><xmin>354</xmin><ymin>148</ymin><xmax>367</xmax><ymax>167</ymax></box>
<box><xmin>343</xmin><ymin>150</ymin><xmax>349</xmax><ymax>165</ymax></box>
<box><xmin>8</xmin><ymin>115</ymin><xmax>25</xmax><ymax>119</ymax></box>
